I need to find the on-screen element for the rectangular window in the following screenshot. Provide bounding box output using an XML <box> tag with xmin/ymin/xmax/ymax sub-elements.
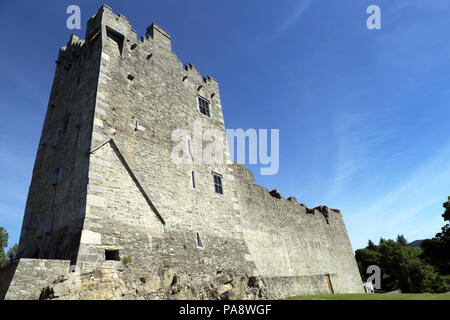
<box><xmin>53</xmin><ymin>168</ymin><xmax>62</xmax><ymax>185</ymax></box>
<box><xmin>62</xmin><ymin>113</ymin><xmax>71</xmax><ymax>135</ymax></box>
<box><xmin>52</xmin><ymin>129</ymin><xmax>62</xmax><ymax>148</ymax></box>
<box><xmin>186</xmin><ymin>137</ymin><xmax>192</xmax><ymax>158</ymax></box>
<box><xmin>196</xmin><ymin>232</ymin><xmax>204</xmax><ymax>248</ymax></box>
<box><xmin>190</xmin><ymin>170</ymin><xmax>197</xmax><ymax>189</ymax></box>
<box><xmin>46</xmin><ymin>213</ymin><xmax>55</xmax><ymax>234</ymax></box>
<box><xmin>38</xmin><ymin>216</ymin><xmax>46</xmax><ymax>238</ymax></box>
<box><xmin>105</xmin><ymin>249</ymin><xmax>120</xmax><ymax>261</ymax></box>
<box><xmin>41</xmin><ymin>132</ymin><xmax>50</xmax><ymax>146</ymax></box>
<box><xmin>213</xmin><ymin>173</ymin><xmax>223</xmax><ymax>194</ymax></box>
<box><xmin>198</xmin><ymin>96</ymin><xmax>211</xmax><ymax>117</ymax></box>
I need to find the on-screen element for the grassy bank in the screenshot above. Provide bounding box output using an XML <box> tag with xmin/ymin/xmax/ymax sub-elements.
<box><xmin>285</xmin><ymin>293</ymin><xmax>450</xmax><ymax>300</ymax></box>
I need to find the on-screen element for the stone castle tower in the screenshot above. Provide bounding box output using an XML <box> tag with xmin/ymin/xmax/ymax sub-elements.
<box><xmin>0</xmin><ymin>5</ymin><xmax>363</xmax><ymax>299</ymax></box>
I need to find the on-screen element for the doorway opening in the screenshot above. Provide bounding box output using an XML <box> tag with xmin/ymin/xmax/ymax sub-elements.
<box><xmin>325</xmin><ymin>274</ymin><xmax>334</xmax><ymax>294</ymax></box>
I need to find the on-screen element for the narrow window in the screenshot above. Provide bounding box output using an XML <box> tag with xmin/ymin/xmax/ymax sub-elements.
<box><xmin>46</xmin><ymin>213</ymin><xmax>55</xmax><ymax>234</ymax></box>
<box><xmin>190</xmin><ymin>170</ymin><xmax>197</xmax><ymax>189</ymax></box>
<box><xmin>196</xmin><ymin>232</ymin><xmax>204</xmax><ymax>248</ymax></box>
<box><xmin>41</xmin><ymin>132</ymin><xmax>50</xmax><ymax>146</ymax></box>
<box><xmin>134</xmin><ymin>120</ymin><xmax>138</xmax><ymax>131</ymax></box>
<box><xmin>62</xmin><ymin>113</ymin><xmax>71</xmax><ymax>135</ymax></box>
<box><xmin>127</xmin><ymin>74</ymin><xmax>135</xmax><ymax>81</ymax></box>
<box><xmin>52</xmin><ymin>129</ymin><xmax>62</xmax><ymax>148</ymax></box>
<box><xmin>213</xmin><ymin>173</ymin><xmax>223</xmax><ymax>194</ymax></box>
<box><xmin>197</xmin><ymin>96</ymin><xmax>211</xmax><ymax>117</ymax></box>
<box><xmin>38</xmin><ymin>216</ymin><xmax>46</xmax><ymax>238</ymax></box>
<box><xmin>76</xmin><ymin>76</ymin><xmax>81</xmax><ymax>86</ymax></box>
<box><xmin>105</xmin><ymin>249</ymin><xmax>120</xmax><ymax>261</ymax></box>
<box><xmin>53</xmin><ymin>168</ymin><xmax>62</xmax><ymax>185</ymax></box>
<box><xmin>186</xmin><ymin>136</ymin><xmax>192</xmax><ymax>157</ymax></box>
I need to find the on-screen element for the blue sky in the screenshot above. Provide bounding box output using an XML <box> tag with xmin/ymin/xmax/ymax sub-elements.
<box><xmin>1</xmin><ymin>0</ymin><xmax>450</xmax><ymax>252</ymax></box>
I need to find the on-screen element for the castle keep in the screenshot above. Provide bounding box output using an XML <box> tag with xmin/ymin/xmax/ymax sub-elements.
<box><xmin>0</xmin><ymin>5</ymin><xmax>363</xmax><ymax>299</ymax></box>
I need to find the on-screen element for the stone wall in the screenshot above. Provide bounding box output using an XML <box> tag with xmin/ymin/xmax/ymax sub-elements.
<box><xmin>0</xmin><ymin>261</ymin><xmax>18</xmax><ymax>299</ymax></box>
<box><xmin>75</xmin><ymin>5</ymin><xmax>257</xmax><ymax>278</ymax></box>
<box><xmin>15</xmin><ymin>25</ymin><xmax>103</xmax><ymax>263</ymax></box>
<box><xmin>0</xmin><ymin>259</ymin><xmax>70</xmax><ymax>300</ymax></box>
<box><xmin>264</xmin><ymin>275</ymin><xmax>332</xmax><ymax>298</ymax></box>
<box><xmin>40</xmin><ymin>265</ymin><xmax>272</xmax><ymax>300</ymax></box>
<box><xmin>233</xmin><ymin>164</ymin><xmax>364</xmax><ymax>296</ymax></box>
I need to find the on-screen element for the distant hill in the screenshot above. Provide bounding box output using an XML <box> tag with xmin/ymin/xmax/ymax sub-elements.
<box><xmin>408</xmin><ymin>240</ymin><xmax>423</xmax><ymax>248</ymax></box>
<box><xmin>364</xmin><ymin>239</ymin><xmax>424</xmax><ymax>250</ymax></box>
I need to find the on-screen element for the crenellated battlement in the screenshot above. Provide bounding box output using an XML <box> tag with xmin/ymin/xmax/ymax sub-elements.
<box><xmin>82</xmin><ymin>6</ymin><xmax>219</xmax><ymax>92</ymax></box>
<box><xmin>232</xmin><ymin>162</ymin><xmax>341</xmax><ymax>225</ymax></box>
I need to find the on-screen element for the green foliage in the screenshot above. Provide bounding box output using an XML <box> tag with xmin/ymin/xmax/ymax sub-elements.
<box><xmin>421</xmin><ymin>197</ymin><xmax>450</xmax><ymax>275</ymax></box>
<box><xmin>123</xmin><ymin>256</ymin><xmax>132</xmax><ymax>264</ymax></box>
<box><xmin>396</xmin><ymin>234</ymin><xmax>408</xmax><ymax>245</ymax></box>
<box><xmin>356</xmin><ymin>197</ymin><xmax>450</xmax><ymax>293</ymax></box>
<box><xmin>285</xmin><ymin>293</ymin><xmax>450</xmax><ymax>300</ymax></box>
<box><xmin>356</xmin><ymin>239</ymin><xmax>450</xmax><ymax>293</ymax></box>
<box><xmin>0</xmin><ymin>227</ymin><xmax>9</xmax><ymax>268</ymax></box>
<box><xmin>367</xmin><ymin>240</ymin><xmax>377</xmax><ymax>251</ymax></box>
<box><xmin>7</xmin><ymin>244</ymin><xmax>18</xmax><ymax>262</ymax></box>
<box><xmin>377</xmin><ymin>240</ymin><xmax>436</xmax><ymax>292</ymax></box>
<box><xmin>355</xmin><ymin>248</ymin><xmax>381</xmax><ymax>282</ymax></box>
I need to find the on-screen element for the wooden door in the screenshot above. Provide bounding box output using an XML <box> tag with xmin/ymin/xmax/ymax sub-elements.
<box><xmin>325</xmin><ymin>274</ymin><xmax>334</xmax><ymax>294</ymax></box>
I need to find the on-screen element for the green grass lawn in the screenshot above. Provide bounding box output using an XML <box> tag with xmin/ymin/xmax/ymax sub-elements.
<box><xmin>285</xmin><ymin>293</ymin><xmax>450</xmax><ymax>300</ymax></box>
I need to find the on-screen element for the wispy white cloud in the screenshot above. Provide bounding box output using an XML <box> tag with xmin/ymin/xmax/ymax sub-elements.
<box><xmin>346</xmin><ymin>141</ymin><xmax>450</xmax><ymax>249</ymax></box>
<box><xmin>268</xmin><ymin>0</ymin><xmax>312</xmax><ymax>41</ymax></box>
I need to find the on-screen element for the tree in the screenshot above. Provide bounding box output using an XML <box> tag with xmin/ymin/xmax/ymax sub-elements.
<box><xmin>377</xmin><ymin>240</ymin><xmax>427</xmax><ymax>292</ymax></box>
<box><xmin>355</xmin><ymin>236</ymin><xmax>450</xmax><ymax>293</ymax></box>
<box><xmin>367</xmin><ymin>240</ymin><xmax>377</xmax><ymax>250</ymax></box>
<box><xmin>379</xmin><ymin>237</ymin><xmax>386</xmax><ymax>245</ymax></box>
<box><xmin>396</xmin><ymin>234</ymin><xmax>408</xmax><ymax>245</ymax></box>
<box><xmin>355</xmin><ymin>248</ymin><xmax>381</xmax><ymax>282</ymax></box>
<box><xmin>7</xmin><ymin>244</ymin><xmax>18</xmax><ymax>262</ymax></box>
<box><xmin>0</xmin><ymin>227</ymin><xmax>8</xmax><ymax>268</ymax></box>
<box><xmin>421</xmin><ymin>197</ymin><xmax>450</xmax><ymax>275</ymax></box>
<box><xmin>436</xmin><ymin>196</ymin><xmax>450</xmax><ymax>241</ymax></box>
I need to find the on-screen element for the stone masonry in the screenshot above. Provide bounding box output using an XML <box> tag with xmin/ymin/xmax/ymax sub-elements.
<box><xmin>0</xmin><ymin>5</ymin><xmax>363</xmax><ymax>299</ymax></box>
